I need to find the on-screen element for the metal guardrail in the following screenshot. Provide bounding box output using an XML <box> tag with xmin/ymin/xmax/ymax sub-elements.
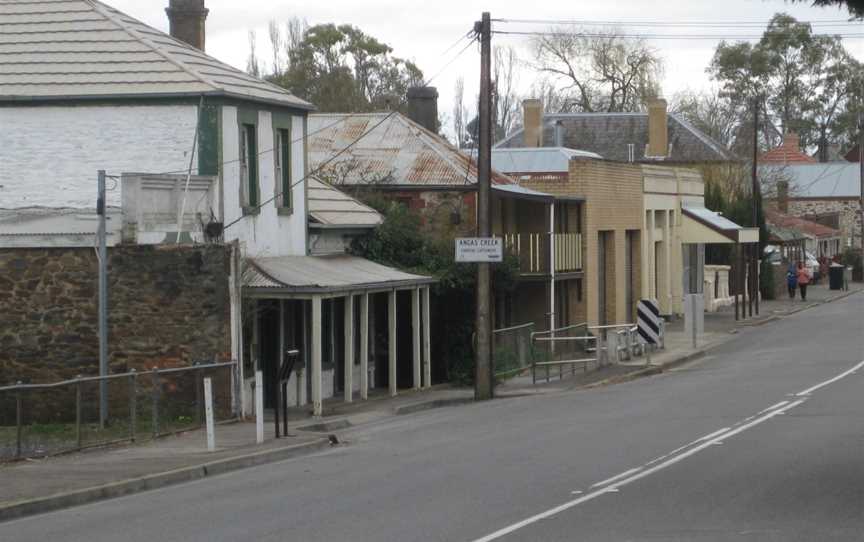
<box><xmin>1</xmin><ymin>361</ymin><xmax>239</xmax><ymax>461</ymax></box>
<box><xmin>493</xmin><ymin>323</ymin><xmax>536</xmax><ymax>378</ymax></box>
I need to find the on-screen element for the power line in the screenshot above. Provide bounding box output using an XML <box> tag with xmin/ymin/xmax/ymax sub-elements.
<box><xmin>422</xmin><ymin>33</ymin><xmax>479</xmax><ymax>88</ymax></box>
<box><xmin>493</xmin><ymin>17</ymin><xmax>861</xmax><ymax>26</ymax></box>
<box><xmin>492</xmin><ymin>30</ymin><xmax>864</xmax><ymax>40</ymax></box>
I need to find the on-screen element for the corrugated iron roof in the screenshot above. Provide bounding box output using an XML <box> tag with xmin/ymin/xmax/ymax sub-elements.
<box><xmin>308</xmin><ymin>113</ymin><xmax>515</xmax><ymax>187</ymax></box>
<box><xmin>765</xmin><ymin>209</ymin><xmax>840</xmax><ymax>239</ymax></box>
<box><xmin>0</xmin><ymin>0</ymin><xmax>311</xmax><ymax>109</ymax></box>
<box><xmin>307</xmin><ymin>176</ymin><xmax>382</xmax><ymax>228</ymax></box>
<box><xmin>243</xmin><ymin>254</ymin><xmax>435</xmax><ymax>294</ymax></box>
<box><xmin>491</xmin><ymin>147</ymin><xmax>602</xmax><ymax>175</ymax></box>
<box><xmin>764</xmin><ymin>163</ymin><xmax>860</xmax><ymax>199</ymax></box>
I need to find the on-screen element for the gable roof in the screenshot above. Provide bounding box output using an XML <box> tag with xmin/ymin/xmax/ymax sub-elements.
<box><xmin>307</xmin><ymin>112</ymin><xmax>514</xmax><ymax>187</ymax></box>
<box><xmin>307</xmin><ymin>177</ymin><xmax>382</xmax><ymax>229</ymax></box>
<box><xmin>762</xmin><ymin>163</ymin><xmax>860</xmax><ymax>199</ymax></box>
<box><xmin>0</xmin><ymin>0</ymin><xmax>312</xmax><ymax>109</ymax></box>
<box><xmin>759</xmin><ymin>133</ymin><xmax>815</xmax><ymax>165</ymax></box>
<box><xmin>765</xmin><ymin>209</ymin><xmax>841</xmax><ymax>239</ymax></box>
<box><xmin>494</xmin><ymin>112</ymin><xmax>734</xmax><ymax>163</ymax></box>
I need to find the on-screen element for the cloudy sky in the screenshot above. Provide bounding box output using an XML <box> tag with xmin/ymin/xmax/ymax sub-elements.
<box><xmin>113</xmin><ymin>0</ymin><xmax>862</xmax><ymax>134</ymax></box>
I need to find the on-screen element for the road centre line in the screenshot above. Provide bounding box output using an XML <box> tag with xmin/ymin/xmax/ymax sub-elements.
<box><xmin>758</xmin><ymin>401</ymin><xmax>788</xmax><ymax>414</ymax></box>
<box><xmin>590</xmin><ymin>468</ymin><xmax>642</xmax><ymax>488</ymax></box>
<box><xmin>796</xmin><ymin>360</ymin><xmax>864</xmax><ymax>397</ymax></box>
<box><xmin>643</xmin><ymin>426</ymin><xmax>731</xmax><ymax>467</ymax></box>
<box><xmin>470</xmin><ymin>399</ymin><xmax>806</xmax><ymax>542</ymax></box>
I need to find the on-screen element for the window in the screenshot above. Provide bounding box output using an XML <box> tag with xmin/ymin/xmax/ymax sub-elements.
<box><xmin>275</xmin><ymin>128</ymin><xmax>291</xmax><ymax>210</ymax></box>
<box><xmin>240</xmin><ymin>123</ymin><xmax>259</xmax><ymax>209</ymax></box>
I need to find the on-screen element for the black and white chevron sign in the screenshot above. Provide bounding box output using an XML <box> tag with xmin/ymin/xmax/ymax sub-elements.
<box><xmin>637</xmin><ymin>299</ymin><xmax>661</xmax><ymax>345</ymax></box>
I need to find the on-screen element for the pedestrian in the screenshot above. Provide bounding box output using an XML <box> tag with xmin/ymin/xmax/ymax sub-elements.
<box><xmin>796</xmin><ymin>261</ymin><xmax>812</xmax><ymax>301</ymax></box>
<box><xmin>786</xmin><ymin>262</ymin><xmax>797</xmax><ymax>300</ymax></box>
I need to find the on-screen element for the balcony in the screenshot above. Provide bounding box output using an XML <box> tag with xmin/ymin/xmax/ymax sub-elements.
<box><xmin>502</xmin><ymin>233</ymin><xmax>582</xmax><ymax>276</ymax></box>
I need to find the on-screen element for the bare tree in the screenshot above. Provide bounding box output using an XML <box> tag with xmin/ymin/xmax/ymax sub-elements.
<box><xmin>453</xmin><ymin>77</ymin><xmax>467</xmax><ymax>149</ymax></box>
<box><xmin>284</xmin><ymin>16</ymin><xmax>308</xmax><ymax>70</ymax></box>
<box><xmin>268</xmin><ymin>21</ymin><xmax>284</xmax><ymax>76</ymax></box>
<box><xmin>530</xmin><ymin>26</ymin><xmax>663</xmax><ymax>112</ymax></box>
<box><xmin>246</xmin><ymin>30</ymin><xmax>260</xmax><ymax>77</ymax></box>
<box><xmin>493</xmin><ymin>45</ymin><xmax>521</xmax><ymax>138</ymax></box>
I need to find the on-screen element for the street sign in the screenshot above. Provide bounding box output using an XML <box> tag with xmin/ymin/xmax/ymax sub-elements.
<box><xmin>637</xmin><ymin>299</ymin><xmax>662</xmax><ymax>345</ymax></box>
<box><xmin>455</xmin><ymin>237</ymin><xmax>503</xmax><ymax>263</ymax></box>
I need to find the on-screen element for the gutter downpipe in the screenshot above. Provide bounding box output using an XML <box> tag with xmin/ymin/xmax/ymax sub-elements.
<box><xmin>550</xmin><ymin>201</ymin><xmax>556</xmax><ymax>354</ymax></box>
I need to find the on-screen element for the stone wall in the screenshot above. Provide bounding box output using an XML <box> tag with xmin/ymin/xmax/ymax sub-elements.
<box><xmin>0</xmin><ymin>245</ymin><xmax>231</xmax><ymax>384</ymax></box>
<box><xmin>786</xmin><ymin>198</ymin><xmax>862</xmax><ymax>248</ymax></box>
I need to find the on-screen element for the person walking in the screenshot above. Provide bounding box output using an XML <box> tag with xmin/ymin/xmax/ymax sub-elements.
<box><xmin>786</xmin><ymin>262</ymin><xmax>798</xmax><ymax>300</ymax></box>
<box><xmin>796</xmin><ymin>261</ymin><xmax>812</xmax><ymax>301</ymax></box>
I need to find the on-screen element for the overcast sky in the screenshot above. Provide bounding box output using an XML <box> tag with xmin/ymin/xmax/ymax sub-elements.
<box><xmin>114</xmin><ymin>0</ymin><xmax>862</xmax><ymax>135</ymax></box>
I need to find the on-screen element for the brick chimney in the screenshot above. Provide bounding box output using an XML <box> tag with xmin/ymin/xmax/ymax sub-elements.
<box><xmin>647</xmin><ymin>98</ymin><xmax>668</xmax><ymax>158</ymax></box>
<box><xmin>406</xmin><ymin>86</ymin><xmax>439</xmax><ymax>133</ymax></box>
<box><xmin>777</xmin><ymin>180</ymin><xmax>789</xmax><ymax>214</ymax></box>
<box><xmin>522</xmin><ymin>99</ymin><xmax>543</xmax><ymax>147</ymax></box>
<box><xmin>782</xmin><ymin>132</ymin><xmax>801</xmax><ymax>152</ymax></box>
<box><xmin>166</xmin><ymin>0</ymin><xmax>209</xmax><ymax>51</ymax></box>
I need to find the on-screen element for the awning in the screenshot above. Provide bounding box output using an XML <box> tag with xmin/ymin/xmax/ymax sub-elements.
<box><xmin>492</xmin><ymin>184</ymin><xmax>554</xmax><ymax>202</ymax></box>
<box><xmin>307</xmin><ymin>177</ymin><xmax>383</xmax><ymax>230</ymax></box>
<box><xmin>681</xmin><ymin>205</ymin><xmax>759</xmax><ymax>244</ymax></box>
<box><xmin>243</xmin><ymin>254</ymin><xmax>435</xmax><ymax>296</ymax></box>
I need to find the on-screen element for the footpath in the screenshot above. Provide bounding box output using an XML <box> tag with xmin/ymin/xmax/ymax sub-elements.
<box><xmin>1</xmin><ymin>283</ymin><xmax>860</xmax><ymax>522</ymax></box>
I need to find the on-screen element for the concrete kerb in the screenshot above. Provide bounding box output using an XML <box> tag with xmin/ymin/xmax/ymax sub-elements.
<box><xmin>0</xmin><ymin>437</ymin><xmax>332</xmax><ymax>523</ymax></box>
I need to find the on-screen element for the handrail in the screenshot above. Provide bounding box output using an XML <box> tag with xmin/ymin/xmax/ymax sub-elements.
<box><xmin>0</xmin><ymin>361</ymin><xmax>238</xmax><ymax>392</ymax></box>
<box><xmin>588</xmin><ymin>323</ymin><xmax>635</xmax><ymax>330</ymax></box>
<box><xmin>531</xmin><ymin>323</ymin><xmax>588</xmax><ymax>338</ymax></box>
<box><xmin>532</xmin><ymin>336</ymin><xmax>597</xmax><ymax>342</ymax></box>
<box><xmin>493</xmin><ymin>322</ymin><xmax>534</xmax><ymax>334</ymax></box>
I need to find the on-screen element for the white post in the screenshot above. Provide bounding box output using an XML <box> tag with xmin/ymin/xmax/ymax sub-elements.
<box><xmin>203</xmin><ymin>377</ymin><xmax>215</xmax><ymax>451</ymax></box>
<box><xmin>412</xmin><ymin>288</ymin><xmax>421</xmax><ymax>390</ymax></box>
<box><xmin>312</xmin><ymin>296</ymin><xmax>323</xmax><ymax>417</ymax></box>
<box><xmin>344</xmin><ymin>293</ymin><xmax>354</xmax><ymax>403</ymax></box>
<box><xmin>360</xmin><ymin>292</ymin><xmax>369</xmax><ymax>400</ymax></box>
<box><xmin>388</xmin><ymin>290</ymin><xmax>397</xmax><ymax>397</ymax></box>
<box><xmin>422</xmin><ymin>286</ymin><xmax>431</xmax><ymax>389</ymax></box>
<box><xmin>691</xmin><ymin>294</ymin><xmax>698</xmax><ymax>349</ymax></box>
<box><xmin>255</xmin><ymin>370</ymin><xmax>264</xmax><ymax>444</ymax></box>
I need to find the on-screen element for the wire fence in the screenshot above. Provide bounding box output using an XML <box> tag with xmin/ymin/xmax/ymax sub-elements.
<box><xmin>493</xmin><ymin>323</ymin><xmax>536</xmax><ymax>378</ymax></box>
<box><xmin>0</xmin><ymin>362</ymin><xmax>238</xmax><ymax>462</ymax></box>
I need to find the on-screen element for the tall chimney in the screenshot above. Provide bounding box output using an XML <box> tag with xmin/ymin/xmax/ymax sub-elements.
<box><xmin>554</xmin><ymin>120</ymin><xmax>564</xmax><ymax>148</ymax></box>
<box><xmin>406</xmin><ymin>86</ymin><xmax>439</xmax><ymax>133</ymax></box>
<box><xmin>166</xmin><ymin>0</ymin><xmax>209</xmax><ymax>51</ymax></box>
<box><xmin>777</xmin><ymin>180</ymin><xmax>789</xmax><ymax>214</ymax></box>
<box><xmin>522</xmin><ymin>99</ymin><xmax>543</xmax><ymax>148</ymax></box>
<box><xmin>647</xmin><ymin>98</ymin><xmax>668</xmax><ymax>158</ymax></box>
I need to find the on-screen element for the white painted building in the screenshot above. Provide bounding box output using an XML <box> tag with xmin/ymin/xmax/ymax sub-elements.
<box><xmin>0</xmin><ymin>0</ymin><xmax>435</xmax><ymax>419</ymax></box>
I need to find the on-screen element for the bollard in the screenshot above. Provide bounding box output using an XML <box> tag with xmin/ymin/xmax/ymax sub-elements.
<box><xmin>255</xmin><ymin>371</ymin><xmax>264</xmax><ymax>444</ymax></box>
<box><xmin>151</xmin><ymin>367</ymin><xmax>160</xmax><ymax>438</ymax></box>
<box><xmin>128</xmin><ymin>370</ymin><xmax>137</xmax><ymax>442</ymax></box>
<box><xmin>15</xmin><ymin>382</ymin><xmax>23</xmax><ymax>459</ymax></box>
<box><xmin>75</xmin><ymin>375</ymin><xmax>83</xmax><ymax>450</ymax></box>
<box><xmin>203</xmin><ymin>377</ymin><xmax>215</xmax><ymax>451</ymax></box>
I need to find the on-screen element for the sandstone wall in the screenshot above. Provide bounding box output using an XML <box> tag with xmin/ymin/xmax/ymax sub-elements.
<box><xmin>0</xmin><ymin>245</ymin><xmax>231</xmax><ymax>384</ymax></box>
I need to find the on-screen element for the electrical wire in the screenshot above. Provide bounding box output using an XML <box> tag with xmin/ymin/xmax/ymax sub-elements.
<box><xmin>493</xmin><ymin>17</ymin><xmax>861</xmax><ymax>27</ymax></box>
<box><xmin>492</xmin><ymin>30</ymin><xmax>864</xmax><ymax>40</ymax></box>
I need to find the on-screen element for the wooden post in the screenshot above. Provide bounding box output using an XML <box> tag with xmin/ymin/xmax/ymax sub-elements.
<box><xmin>423</xmin><ymin>287</ymin><xmax>432</xmax><ymax>388</ymax></box>
<box><xmin>312</xmin><ymin>296</ymin><xmax>323</xmax><ymax>416</ymax></box>
<box><xmin>389</xmin><ymin>290</ymin><xmax>397</xmax><ymax>397</ymax></box>
<box><xmin>360</xmin><ymin>293</ymin><xmax>369</xmax><ymax>400</ymax></box>
<box><xmin>344</xmin><ymin>293</ymin><xmax>354</xmax><ymax>403</ymax></box>
<box><xmin>412</xmin><ymin>288</ymin><xmax>421</xmax><ymax>390</ymax></box>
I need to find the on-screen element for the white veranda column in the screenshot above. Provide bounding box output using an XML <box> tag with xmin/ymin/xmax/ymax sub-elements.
<box><xmin>388</xmin><ymin>290</ymin><xmax>397</xmax><ymax>397</ymax></box>
<box><xmin>422</xmin><ymin>286</ymin><xmax>432</xmax><ymax>388</ymax></box>
<box><xmin>344</xmin><ymin>293</ymin><xmax>354</xmax><ymax>403</ymax></box>
<box><xmin>360</xmin><ymin>292</ymin><xmax>369</xmax><ymax>400</ymax></box>
<box><xmin>412</xmin><ymin>288</ymin><xmax>421</xmax><ymax>390</ymax></box>
<box><xmin>311</xmin><ymin>296</ymin><xmax>323</xmax><ymax>417</ymax></box>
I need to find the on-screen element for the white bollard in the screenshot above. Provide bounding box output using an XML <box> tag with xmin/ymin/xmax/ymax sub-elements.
<box><xmin>203</xmin><ymin>377</ymin><xmax>215</xmax><ymax>451</ymax></box>
<box><xmin>255</xmin><ymin>370</ymin><xmax>264</xmax><ymax>444</ymax></box>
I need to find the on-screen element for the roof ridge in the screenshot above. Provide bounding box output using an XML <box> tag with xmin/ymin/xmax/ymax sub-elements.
<box><xmin>395</xmin><ymin>114</ymin><xmax>478</xmax><ymax>186</ymax></box>
<box><xmin>83</xmin><ymin>0</ymin><xmax>219</xmax><ymax>92</ymax></box>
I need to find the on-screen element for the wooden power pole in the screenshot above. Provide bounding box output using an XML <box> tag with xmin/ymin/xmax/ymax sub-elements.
<box><xmin>751</xmin><ymin>96</ymin><xmax>760</xmax><ymax>316</ymax></box>
<box><xmin>474</xmin><ymin>12</ymin><xmax>493</xmax><ymax>400</ymax></box>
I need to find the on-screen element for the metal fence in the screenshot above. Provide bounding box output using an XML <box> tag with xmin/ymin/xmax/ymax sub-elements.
<box><xmin>493</xmin><ymin>323</ymin><xmax>536</xmax><ymax>378</ymax></box>
<box><xmin>530</xmin><ymin>323</ymin><xmax>596</xmax><ymax>383</ymax></box>
<box><xmin>0</xmin><ymin>362</ymin><xmax>238</xmax><ymax>462</ymax></box>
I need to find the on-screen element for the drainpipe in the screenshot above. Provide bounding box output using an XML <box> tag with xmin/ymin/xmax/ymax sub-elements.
<box><xmin>550</xmin><ymin>201</ymin><xmax>556</xmax><ymax>336</ymax></box>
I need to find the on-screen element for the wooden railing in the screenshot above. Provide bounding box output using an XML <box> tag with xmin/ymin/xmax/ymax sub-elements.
<box><xmin>502</xmin><ymin>233</ymin><xmax>582</xmax><ymax>275</ymax></box>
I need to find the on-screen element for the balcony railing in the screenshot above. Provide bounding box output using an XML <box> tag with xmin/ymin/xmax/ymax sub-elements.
<box><xmin>502</xmin><ymin>233</ymin><xmax>582</xmax><ymax>275</ymax></box>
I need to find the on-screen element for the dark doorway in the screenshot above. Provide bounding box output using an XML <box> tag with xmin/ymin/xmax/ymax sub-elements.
<box><xmin>257</xmin><ymin>300</ymin><xmax>280</xmax><ymax>409</ymax></box>
<box><xmin>396</xmin><ymin>290</ymin><xmax>413</xmax><ymax>389</ymax></box>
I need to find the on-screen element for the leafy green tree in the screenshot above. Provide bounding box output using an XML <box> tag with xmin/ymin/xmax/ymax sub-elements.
<box><xmin>263</xmin><ymin>23</ymin><xmax>424</xmax><ymax>113</ymax></box>
<box><xmin>790</xmin><ymin>0</ymin><xmax>864</xmax><ymax>19</ymax></box>
<box><xmin>708</xmin><ymin>13</ymin><xmax>863</xmax><ymax>158</ymax></box>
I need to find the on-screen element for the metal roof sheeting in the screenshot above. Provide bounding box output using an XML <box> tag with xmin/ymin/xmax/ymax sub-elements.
<box><xmin>243</xmin><ymin>254</ymin><xmax>435</xmax><ymax>294</ymax></box>
<box><xmin>0</xmin><ymin>0</ymin><xmax>312</xmax><ymax>109</ymax></box>
<box><xmin>767</xmin><ymin>163</ymin><xmax>860</xmax><ymax>199</ymax></box>
<box><xmin>491</xmin><ymin>147</ymin><xmax>603</xmax><ymax>175</ymax></box>
<box><xmin>307</xmin><ymin>177</ymin><xmax>383</xmax><ymax>228</ymax></box>
<box><xmin>308</xmin><ymin>113</ymin><xmax>515</xmax><ymax>187</ymax></box>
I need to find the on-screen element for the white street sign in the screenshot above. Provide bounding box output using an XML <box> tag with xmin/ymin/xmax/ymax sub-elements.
<box><xmin>455</xmin><ymin>237</ymin><xmax>503</xmax><ymax>263</ymax></box>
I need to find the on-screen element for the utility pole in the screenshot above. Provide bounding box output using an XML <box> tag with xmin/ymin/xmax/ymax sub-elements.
<box><xmin>859</xmin><ymin>111</ymin><xmax>863</xmax><ymax>277</ymax></box>
<box><xmin>97</xmin><ymin>170</ymin><xmax>109</xmax><ymax>427</ymax></box>
<box><xmin>751</xmin><ymin>96</ymin><xmax>760</xmax><ymax>316</ymax></box>
<box><xmin>474</xmin><ymin>12</ymin><xmax>493</xmax><ymax>400</ymax></box>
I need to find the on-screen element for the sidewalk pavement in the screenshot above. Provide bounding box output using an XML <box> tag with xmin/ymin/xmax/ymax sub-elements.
<box><xmin>2</xmin><ymin>283</ymin><xmax>860</xmax><ymax>522</ymax></box>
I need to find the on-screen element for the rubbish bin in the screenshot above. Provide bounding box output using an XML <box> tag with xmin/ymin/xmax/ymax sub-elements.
<box><xmin>828</xmin><ymin>264</ymin><xmax>844</xmax><ymax>290</ymax></box>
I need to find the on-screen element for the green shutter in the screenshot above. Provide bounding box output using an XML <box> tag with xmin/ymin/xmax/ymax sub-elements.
<box><xmin>197</xmin><ymin>104</ymin><xmax>220</xmax><ymax>176</ymax></box>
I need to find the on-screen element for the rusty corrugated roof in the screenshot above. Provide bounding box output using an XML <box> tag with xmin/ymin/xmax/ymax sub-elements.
<box><xmin>308</xmin><ymin>113</ymin><xmax>515</xmax><ymax>187</ymax></box>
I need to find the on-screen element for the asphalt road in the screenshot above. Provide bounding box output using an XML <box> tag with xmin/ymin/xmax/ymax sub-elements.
<box><xmin>2</xmin><ymin>293</ymin><xmax>863</xmax><ymax>541</ymax></box>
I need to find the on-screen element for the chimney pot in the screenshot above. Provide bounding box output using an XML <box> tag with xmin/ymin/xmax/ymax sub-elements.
<box><xmin>647</xmin><ymin>98</ymin><xmax>668</xmax><ymax>158</ymax></box>
<box><xmin>166</xmin><ymin>0</ymin><xmax>208</xmax><ymax>51</ymax></box>
<box><xmin>406</xmin><ymin>86</ymin><xmax>439</xmax><ymax>133</ymax></box>
<box><xmin>522</xmin><ymin>99</ymin><xmax>543</xmax><ymax>148</ymax></box>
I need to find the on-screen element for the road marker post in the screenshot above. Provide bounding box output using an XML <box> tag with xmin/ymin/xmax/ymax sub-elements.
<box><xmin>204</xmin><ymin>377</ymin><xmax>215</xmax><ymax>451</ymax></box>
